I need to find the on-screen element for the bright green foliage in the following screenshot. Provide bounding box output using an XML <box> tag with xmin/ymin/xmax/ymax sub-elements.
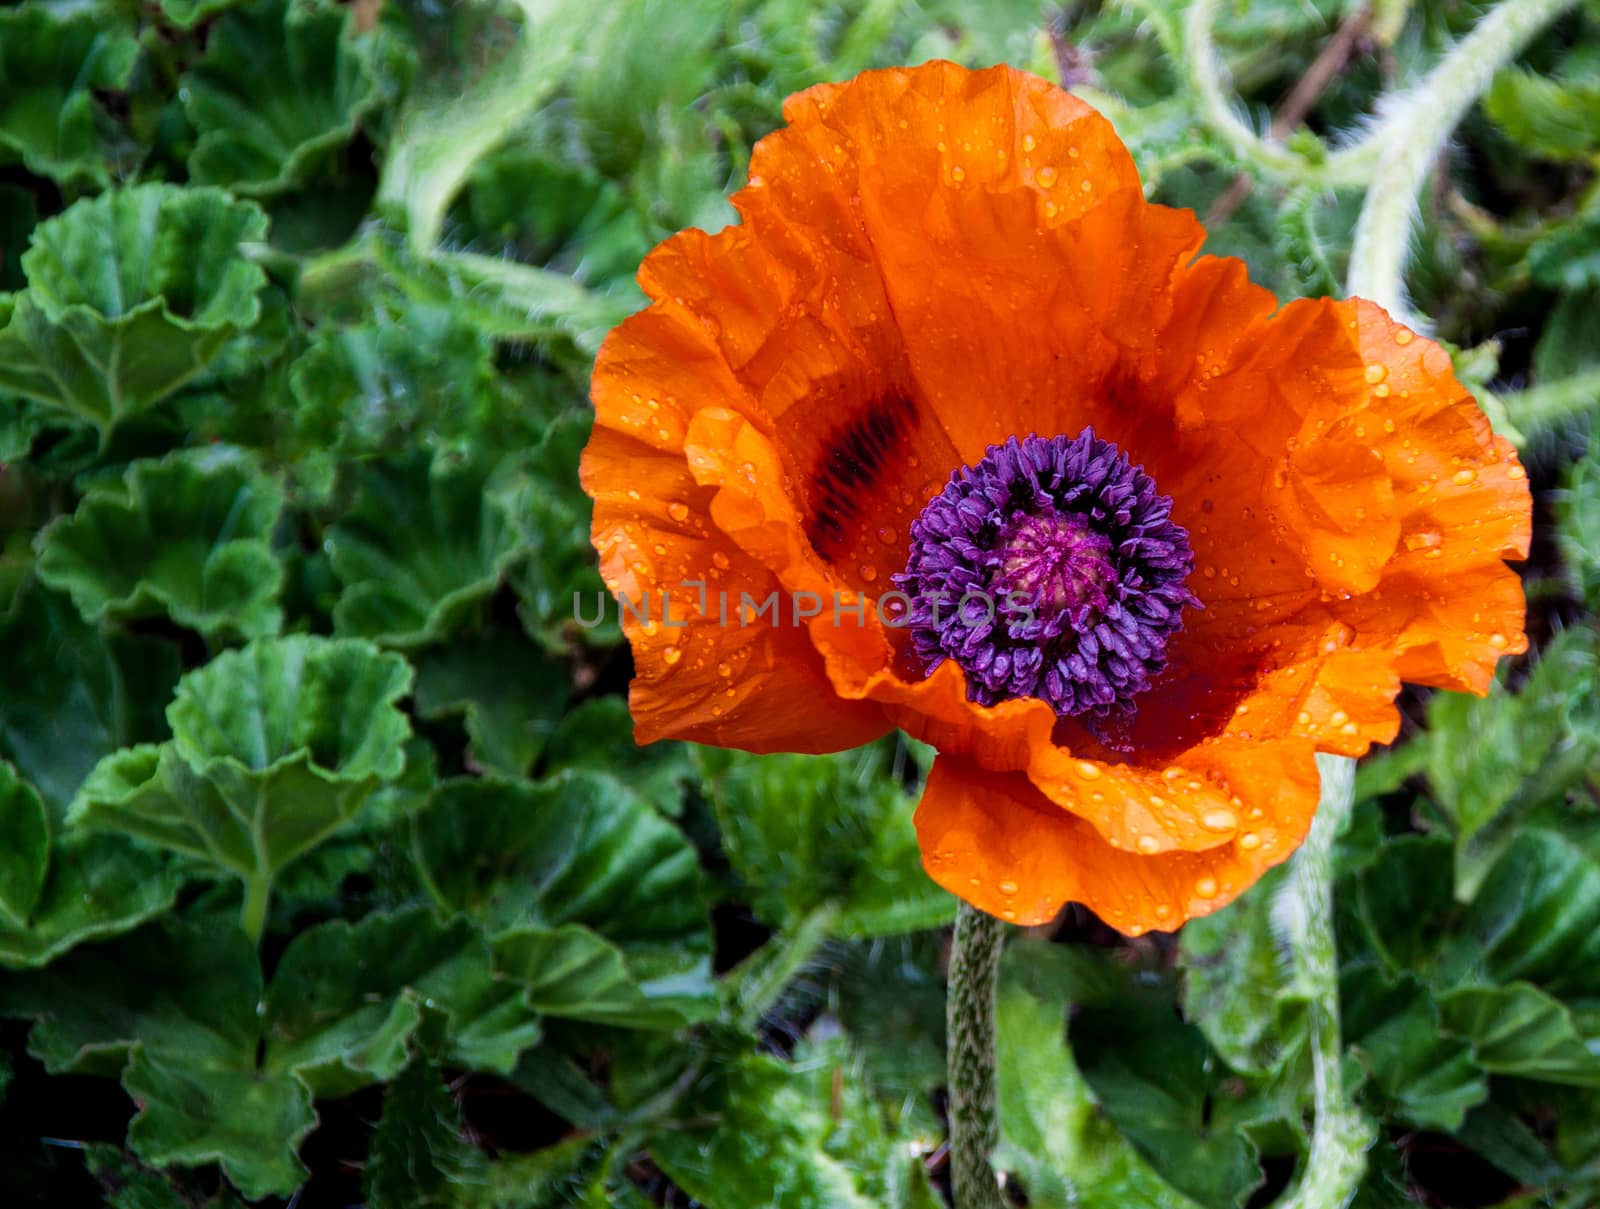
<box><xmin>0</xmin><ymin>186</ymin><xmax>269</xmax><ymax>434</ymax></box>
<box><xmin>182</xmin><ymin>0</ymin><xmax>387</xmax><ymax>196</ymax></box>
<box><xmin>0</xmin><ymin>0</ymin><xmax>1598</xmax><ymax>1203</ymax></box>
<box><xmin>35</xmin><ymin>447</ymin><xmax>286</xmax><ymax>640</ymax></box>
<box><xmin>0</xmin><ymin>7</ymin><xmax>137</xmax><ymax>188</ymax></box>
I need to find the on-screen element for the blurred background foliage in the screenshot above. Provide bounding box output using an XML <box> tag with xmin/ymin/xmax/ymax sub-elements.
<box><xmin>0</xmin><ymin>0</ymin><xmax>1598</xmax><ymax>1205</ymax></box>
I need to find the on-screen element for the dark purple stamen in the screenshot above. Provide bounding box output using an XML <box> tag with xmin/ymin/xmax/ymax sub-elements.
<box><xmin>893</xmin><ymin>431</ymin><xmax>1199</xmax><ymax>718</ymax></box>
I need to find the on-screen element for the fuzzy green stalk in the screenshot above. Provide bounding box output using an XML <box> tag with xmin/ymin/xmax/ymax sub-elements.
<box><xmin>1274</xmin><ymin>755</ymin><xmax>1375</xmax><ymax>1209</ymax></box>
<box><xmin>947</xmin><ymin>901</ymin><xmax>1007</xmax><ymax>1209</ymax></box>
<box><xmin>1346</xmin><ymin>0</ymin><xmax>1582</xmax><ymax>320</ymax></box>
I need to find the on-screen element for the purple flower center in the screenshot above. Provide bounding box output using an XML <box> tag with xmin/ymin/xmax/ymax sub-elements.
<box><xmin>894</xmin><ymin>431</ymin><xmax>1199</xmax><ymax>718</ymax></box>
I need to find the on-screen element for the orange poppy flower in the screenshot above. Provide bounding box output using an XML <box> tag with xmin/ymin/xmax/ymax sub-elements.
<box><xmin>580</xmin><ymin>61</ymin><xmax>1531</xmax><ymax>934</ymax></box>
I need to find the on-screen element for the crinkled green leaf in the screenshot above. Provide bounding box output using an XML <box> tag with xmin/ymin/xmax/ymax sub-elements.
<box><xmin>183</xmin><ymin>0</ymin><xmax>386</xmax><ymax>197</ymax></box>
<box><xmin>413</xmin><ymin>773</ymin><xmax>715</xmax><ymax>1023</ymax></box>
<box><xmin>0</xmin><ymin>831</ymin><xmax>179</xmax><ymax>970</ymax></box>
<box><xmin>696</xmin><ymin>741</ymin><xmax>954</xmax><ymax>938</ymax></box>
<box><xmin>0</xmin><ymin>762</ymin><xmax>48</xmax><ymax>929</ymax></box>
<box><xmin>329</xmin><ymin>453</ymin><xmax>523</xmax><ymax>648</ymax></box>
<box><xmin>1528</xmin><ymin>210</ymin><xmax>1600</xmax><ymax>291</ymax></box>
<box><xmin>0</xmin><ymin>392</ymin><xmax>47</xmax><ymax>463</ymax></box>
<box><xmin>541</xmin><ymin>697</ymin><xmax>692</xmax><ymax>816</ymax></box>
<box><xmin>262</xmin><ymin>907</ymin><xmax>541</xmax><ymax>1094</ymax></box>
<box><xmin>1341</xmin><ymin>964</ymin><xmax>1488</xmax><ymax>1131</ymax></box>
<box><xmin>0</xmin><ymin>186</ymin><xmax>268</xmax><ymax>432</ymax></box>
<box><xmin>157</xmin><ymin>0</ymin><xmax>244</xmax><ymax>28</ymax></box>
<box><xmin>1558</xmin><ymin>440</ymin><xmax>1600</xmax><ymax>609</ymax></box>
<box><xmin>84</xmin><ymin>1143</ymin><xmax>249</xmax><ymax>1209</ymax></box>
<box><xmin>1425</xmin><ymin>628</ymin><xmax>1600</xmax><ymax>896</ymax></box>
<box><xmin>0</xmin><ymin>7</ymin><xmax>137</xmax><ymax>187</ymax></box>
<box><xmin>0</xmin><ymin>580</ymin><xmax>180</xmax><ymax>815</ymax></box>
<box><xmin>1450</xmin><ymin>829</ymin><xmax>1600</xmax><ymax>999</ymax></box>
<box><xmin>414</xmin><ymin>628</ymin><xmax>568</xmax><ymax>776</ymax></box>
<box><xmin>994</xmin><ymin>958</ymin><xmax>1204</xmax><ymax>1209</ymax></box>
<box><xmin>500</xmin><ymin>412</ymin><xmax>620</xmax><ymax>651</ymax></box>
<box><xmin>124</xmin><ymin>1047</ymin><xmax>317</xmax><ymax>1200</ymax></box>
<box><xmin>1533</xmin><ymin>286</ymin><xmax>1600</xmax><ymax>380</ymax></box>
<box><xmin>648</xmin><ymin>1048</ymin><xmax>940</xmax><ymax>1209</ymax></box>
<box><xmin>1180</xmin><ymin>864</ymin><xmax>1309</xmax><ymax>1079</ymax></box>
<box><xmin>35</xmin><ymin>447</ymin><xmax>285</xmax><ymax>640</ymax></box>
<box><xmin>70</xmin><ymin>636</ymin><xmax>411</xmax><ymax>912</ymax></box>
<box><xmin>493</xmin><ymin>924</ymin><xmax>704</xmax><ymax>1030</ymax></box>
<box><xmin>1349</xmin><ymin>834</ymin><xmax>1458</xmax><ymax>980</ymax></box>
<box><xmin>1484</xmin><ymin>69</ymin><xmax>1600</xmax><ymax>162</ymax></box>
<box><xmin>1441</xmin><ymin>982</ymin><xmax>1600</xmax><ymax>1087</ymax></box>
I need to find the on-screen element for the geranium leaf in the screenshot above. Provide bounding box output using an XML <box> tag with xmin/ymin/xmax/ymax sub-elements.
<box><xmin>1441</xmin><ymin>982</ymin><xmax>1600</xmax><ymax>1087</ymax></box>
<box><xmin>0</xmin><ymin>186</ymin><xmax>269</xmax><ymax>434</ymax></box>
<box><xmin>0</xmin><ymin>833</ymin><xmax>181</xmax><ymax>970</ymax></box>
<box><xmin>0</xmin><ymin>7</ymin><xmax>138</xmax><ymax>188</ymax></box>
<box><xmin>262</xmin><ymin>907</ymin><xmax>541</xmax><ymax>1094</ymax></box>
<box><xmin>35</xmin><ymin>447</ymin><xmax>286</xmax><ymax>641</ymax></box>
<box><xmin>70</xmin><ymin>636</ymin><xmax>412</xmax><ymax>928</ymax></box>
<box><xmin>0</xmin><ymin>763</ymin><xmax>49</xmax><ymax>929</ymax></box>
<box><xmin>647</xmin><ymin>1048</ymin><xmax>941</xmax><ymax>1209</ymax></box>
<box><xmin>413</xmin><ymin>628</ymin><xmax>569</xmax><ymax>776</ymax></box>
<box><xmin>1179</xmin><ymin>864</ymin><xmax>1310</xmax><ymax>1079</ymax></box>
<box><xmin>0</xmin><ymin>580</ymin><xmax>180</xmax><ymax>815</ymax></box>
<box><xmin>695</xmin><ymin>741</ymin><xmax>954</xmax><ymax>938</ymax></box>
<box><xmin>493</xmin><ymin>924</ymin><xmax>708</xmax><ymax>1030</ymax></box>
<box><xmin>541</xmin><ymin>696</ymin><xmax>692</xmax><ymax>817</ymax></box>
<box><xmin>183</xmin><ymin>0</ymin><xmax>387</xmax><ymax>197</ymax></box>
<box><xmin>412</xmin><ymin>773</ymin><xmax>715</xmax><ymax>1024</ymax></box>
<box><xmin>992</xmin><ymin>957</ymin><xmax>1205</xmax><ymax>1209</ymax></box>
<box><xmin>329</xmin><ymin>453</ymin><xmax>524</xmax><ymax>648</ymax></box>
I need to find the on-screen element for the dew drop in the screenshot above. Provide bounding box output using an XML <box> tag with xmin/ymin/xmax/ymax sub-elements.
<box><xmin>1394</xmin><ymin>328</ymin><xmax>1414</xmax><ymax>346</ymax></box>
<box><xmin>1238</xmin><ymin>832</ymin><xmax>1262</xmax><ymax>851</ymax></box>
<box><xmin>876</xmin><ymin>526</ymin><xmax>898</xmax><ymax>545</ymax></box>
<box><xmin>662</xmin><ymin>645</ymin><xmax>683</xmax><ymax>666</ymax></box>
<box><xmin>668</xmin><ymin>501</ymin><xmax>690</xmax><ymax>522</ymax></box>
<box><xmin>860</xmin><ymin>565</ymin><xmax>879</xmax><ymax>582</ymax></box>
<box><xmin>1021</xmin><ymin>133</ymin><xmax>1037</xmax><ymax>152</ymax></box>
<box><xmin>998</xmin><ymin>879</ymin><xmax>1019</xmax><ymax>895</ymax></box>
<box><xmin>1374</xmin><ymin>383</ymin><xmax>1391</xmax><ymax>398</ymax></box>
<box><xmin>626</xmin><ymin>489</ymin><xmax>641</xmax><ymax>501</ymax></box>
<box><xmin>1329</xmin><ymin>710</ymin><xmax>1349</xmax><ymax>727</ymax></box>
<box><xmin>951</xmin><ymin>165</ymin><xmax>966</xmax><ymax>183</ymax></box>
<box><xmin>717</xmin><ymin>661</ymin><xmax>733</xmax><ymax>678</ymax></box>
<box><xmin>1452</xmin><ymin>469</ymin><xmax>1476</xmax><ymax>486</ymax></box>
<box><xmin>712</xmin><ymin>551</ymin><xmax>731</xmax><ymax>571</ymax></box>
<box><xmin>1363</xmin><ymin>364</ymin><xmax>1386</xmax><ymax>385</ymax></box>
<box><xmin>1036</xmin><ymin>164</ymin><xmax>1058</xmax><ymax>188</ymax></box>
<box><xmin>1507</xmin><ymin>464</ymin><xmax>1526</xmax><ymax>481</ymax></box>
<box><xmin>1137</xmin><ymin>835</ymin><xmax>1159</xmax><ymax>854</ymax></box>
<box><xmin>1075</xmin><ymin>760</ymin><xmax>1101</xmax><ymax>779</ymax></box>
<box><xmin>1155</xmin><ymin>903</ymin><xmax>1172</xmax><ymax>920</ymax></box>
<box><xmin>1194</xmin><ymin>876</ymin><xmax>1219</xmax><ymax>899</ymax></box>
<box><xmin>1202</xmin><ymin>809</ymin><xmax>1237</xmax><ymax>832</ymax></box>
<box><xmin>1489</xmin><ymin>632</ymin><xmax>1508</xmax><ymax>649</ymax></box>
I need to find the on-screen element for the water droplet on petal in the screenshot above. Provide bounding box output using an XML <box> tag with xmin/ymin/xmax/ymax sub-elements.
<box><xmin>1036</xmin><ymin>164</ymin><xmax>1058</xmax><ymax>188</ymax></box>
<box><xmin>1075</xmin><ymin>760</ymin><xmax>1101</xmax><ymax>780</ymax></box>
<box><xmin>668</xmin><ymin>501</ymin><xmax>690</xmax><ymax>522</ymax></box>
<box><xmin>1364</xmin><ymin>364</ymin><xmax>1387</xmax><ymax>385</ymax></box>
<box><xmin>1239</xmin><ymin>832</ymin><xmax>1262</xmax><ymax>851</ymax></box>
<box><xmin>662</xmin><ymin>645</ymin><xmax>683</xmax><ymax>666</ymax></box>
<box><xmin>1202</xmin><ymin>809</ymin><xmax>1237</xmax><ymax>832</ymax></box>
<box><xmin>1194</xmin><ymin>876</ymin><xmax>1218</xmax><ymax>899</ymax></box>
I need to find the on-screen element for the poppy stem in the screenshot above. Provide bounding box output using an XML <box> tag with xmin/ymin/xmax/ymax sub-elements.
<box><xmin>1275</xmin><ymin>754</ymin><xmax>1375</xmax><ymax>1209</ymax></box>
<box><xmin>1346</xmin><ymin>0</ymin><xmax>1581</xmax><ymax>323</ymax></box>
<box><xmin>947</xmin><ymin>900</ymin><xmax>1007</xmax><ymax>1209</ymax></box>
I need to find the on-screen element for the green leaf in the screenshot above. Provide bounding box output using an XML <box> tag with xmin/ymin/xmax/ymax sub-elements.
<box><xmin>1341</xmin><ymin>964</ymin><xmax>1488</xmax><ymax>1131</ymax></box>
<box><xmin>493</xmin><ymin>924</ymin><xmax>705</xmax><ymax>1030</ymax></box>
<box><xmin>0</xmin><ymin>915</ymin><xmax>316</xmax><ymax>1197</ymax></box>
<box><xmin>1425</xmin><ymin>627</ymin><xmax>1600</xmax><ymax>896</ymax></box>
<box><xmin>1484</xmin><ymin>68</ymin><xmax>1600</xmax><ymax>162</ymax></box>
<box><xmin>1528</xmin><ymin>210</ymin><xmax>1600</xmax><ymax>291</ymax></box>
<box><xmin>994</xmin><ymin>961</ymin><xmax>1204</xmax><ymax>1209</ymax></box>
<box><xmin>364</xmin><ymin>1058</ymin><xmax>485</xmax><ymax>1209</ymax></box>
<box><xmin>329</xmin><ymin>453</ymin><xmax>524</xmax><ymax>648</ymax></box>
<box><xmin>70</xmin><ymin>636</ymin><xmax>412</xmax><ymax>925</ymax></box>
<box><xmin>540</xmin><ymin>696</ymin><xmax>692</xmax><ymax>817</ymax></box>
<box><xmin>0</xmin><ymin>763</ymin><xmax>49</xmax><ymax>929</ymax></box>
<box><xmin>262</xmin><ymin>907</ymin><xmax>541</xmax><ymax>1093</ymax></box>
<box><xmin>0</xmin><ymin>831</ymin><xmax>179</xmax><ymax>970</ymax></box>
<box><xmin>0</xmin><ymin>580</ymin><xmax>180</xmax><ymax>815</ymax></box>
<box><xmin>1179</xmin><ymin>865</ymin><xmax>1308</xmax><ymax>1079</ymax></box>
<box><xmin>696</xmin><ymin>741</ymin><xmax>954</xmax><ymax>938</ymax></box>
<box><xmin>0</xmin><ymin>7</ymin><xmax>138</xmax><ymax>187</ymax></box>
<box><xmin>0</xmin><ymin>186</ymin><xmax>269</xmax><ymax>433</ymax></box>
<box><xmin>648</xmin><ymin>1049</ymin><xmax>940</xmax><ymax>1209</ymax></box>
<box><xmin>1558</xmin><ymin>440</ymin><xmax>1600</xmax><ymax>609</ymax></box>
<box><xmin>413</xmin><ymin>773</ymin><xmax>715</xmax><ymax>1023</ymax></box>
<box><xmin>1533</xmin><ymin>286</ymin><xmax>1600</xmax><ymax>380</ymax></box>
<box><xmin>35</xmin><ymin>447</ymin><xmax>286</xmax><ymax>641</ymax></box>
<box><xmin>157</xmin><ymin>0</ymin><xmax>245</xmax><ymax>28</ymax></box>
<box><xmin>1441</xmin><ymin>982</ymin><xmax>1600</xmax><ymax>1087</ymax></box>
<box><xmin>414</xmin><ymin>628</ymin><xmax>569</xmax><ymax>776</ymax></box>
<box><xmin>183</xmin><ymin>0</ymin><xmax>387</xmax><ymax>197</ymax></box>
<box><xmin>1451</xmin><ymin>828</ymin><xmax>1600</xmax><ymax>999</ymax></box>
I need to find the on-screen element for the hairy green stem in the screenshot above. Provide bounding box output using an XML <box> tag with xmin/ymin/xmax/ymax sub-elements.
<box><xmin>727</xmin><ymin>901</ymin><xmax>840</xmax><ymax>1031</ymax></box>
<box><xmin>947</xmin><ymin>901</ymin><xmax>1006</xmax><ymax>1209</ymax></box>
<box><xmin>1347</xmin><ymin>0</ymin><xmax>1582</xmax><ymax>318</ymax></box>
<box><xmin>1274</xmin><ymin>755</ymin><xmax>1374</xmax><ymax>1209</ymax></box>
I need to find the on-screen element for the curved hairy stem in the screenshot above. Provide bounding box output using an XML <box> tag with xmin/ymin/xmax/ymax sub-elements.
<box><xmin>1274</xmin><ymin>755</ymin><xmax>1374</xmax><ymax>1209</ymax></box>
<box><xmin>1347</xmin><ymin>0</ymin><xmax>1582</xmax><ymax>318</ymax></box>
<box><xmin>947</xmin><ymin>901</ymin><xmax>1006</xmax><ymax>1209</ymax></box>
